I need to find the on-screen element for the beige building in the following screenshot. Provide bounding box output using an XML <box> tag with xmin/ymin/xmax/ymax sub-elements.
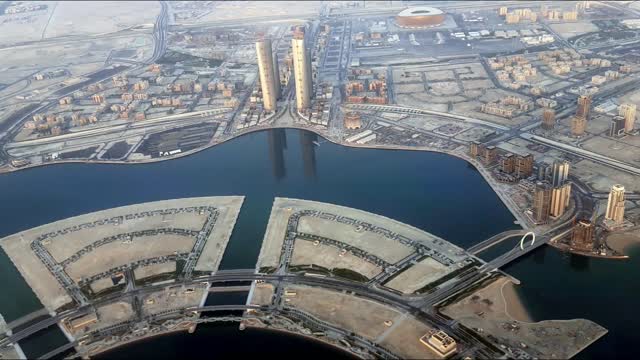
<box><xmin>605</xmin><ymin>184</ymin><xmax>626</xmax><ymax>224</ymax></box>
<box><xmin>292</xmin><ymin>33</ymin><xmax>312</xmax><ymax>111</ymax></box>
<box><xmin>344</xmin><ymin>112</ymin><xmax>362</xmax><ymax>129</ymax></box>
<box><xmin>533</xmin><ymin>182</ymin><xmax>552</xmax><ymax>224</ymax></box>
<box><xmin>571</xmin><ymin>219</ymin><xmax>594</xmax><ymax>252</ymax></box>
<box><xmin>563</xmin><ymin>10</ymin><xmax>578</xmax><ymax>21</ymax></box>
<box><xmin>470</xmin><ymin>141</ymin><xmax>481</xmax><ymax>157</ymax></box>
<box><xmin>571</xmin><ymin>116</ymin><xmax>587</xmax><ymax>136</ymax></box>
<box><xmin>576</xmin><ymin>95</ymin><xmax>591</xmax><ymax>119</ymax></box>
<box><xmin>551</xmin><ymin>160</ymin><xmax>569</xmax><ymax>187</ymax></box>
<box><xmin>514</xmin><ymin>153</ymin><xmax>533</xmax><ymax>179</ymax></box>
<box><xmin>483</xmin><ymin>146</ymin><xmax>497</xmax><ymax>164</ymax></box>
<box><xmin>506</xmin><ymin>13</ymin><xmax>520</xmax><ymax>24</ymax></box>
<box><xmin>501</xmin><ymin>153</ymin><xmax>515</xmax><ymax>173</ymax></box>
<box><xmin>550</xmin><ymin>183</ymin><xmax>571</xmax><ymax>218</ymax></box>
<box><xmin>256</xmin><ymin>39</ymin><xmax>279</xmax><ymax>112</ymax></box>
<box><xmin>542</xmin><ymin>108</ymin><xmax>555</xmax><ymax>130</ymax></box>
<box><xmin>420</xmin><ymin>330</ymin><xmax>457</xmax><ymax>358</ymax></box>
<box><xmin>619</xmin><ymin>103</ymin><xmax>636</xmax><ymax>132</ymax></box>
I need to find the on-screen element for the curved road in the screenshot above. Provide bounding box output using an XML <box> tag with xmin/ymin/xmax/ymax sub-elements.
<box><xmin>148</xmin><ymin>1</ymin><xmax>169</xmax><ymax>64</ymax></box>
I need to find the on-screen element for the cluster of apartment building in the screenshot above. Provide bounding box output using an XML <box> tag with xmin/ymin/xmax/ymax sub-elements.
<box><xmin>469</xmin><ymin>142</ymin><xmax>498</xmax><ymax>165</ymax></box>
<box><xmin>480</xmin><ymin>96</ymin><xmax>533</xmax><ymax>118</ymax></box>
<box><xmin>344</xmin><ymin>69</ymin><xmax>387</xmax><ymax>105</ymax></box>
<box><xmin>499</xmin><ymin>2</ymin><xmax>589</xmax><ymax>24</ymax></box>
<box><xmin>538</xmin><ymin>49</ymin><xmax>611</xmax><ymax>76</ymax></box>
<box><xmin>489</xmin><ymin>55</ymin><xmax>538</xmax><ymax>90</ymax></box>
<box><xmin>24</xmin><ymin>63</ymin><xmax>249</xmax><ymax>137</ymax></box>
<box><xmin>591</xmin><ymin>70</ymin><xmax>620</xmax><ymax>86</ymax></box>
<box><xmin>353</xmin><ymin>29</ymin><xmax>395</xmax><ymax>48</ymax></box>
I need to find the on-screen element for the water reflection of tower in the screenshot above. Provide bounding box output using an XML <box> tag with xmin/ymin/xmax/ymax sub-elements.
<box><xmin>268</xmin><ymin>129</ymin><xmax>287</xmax><ymax>180</ymax></box>
<box><xmin>300</xmin><ymin>131</ymin><xmax>317</xmax><ymax>180</ymax></box>
<box><xmin>569</xmin><ymin>253</ymin><xmax>590</xmax><ymax>272</ymax></box>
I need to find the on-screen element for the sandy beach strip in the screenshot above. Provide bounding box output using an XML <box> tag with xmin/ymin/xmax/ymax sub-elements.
<box><xmin>500</xmin><ymin>280</ymin><xmax>534</xmax><ymax>323</ymax></box>
<box><xmin>605</xmin><ymin>231</ymin><xmax>640</xmax><ymax>255</ymax></box>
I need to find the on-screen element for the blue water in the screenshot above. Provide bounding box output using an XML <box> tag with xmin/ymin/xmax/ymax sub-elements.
<box><xmin>0</xmin><ymin>129</ymin><xmax>516</xmax><ymax>321</ymax></box>
<box><xmin>1</xmin><ymin>128</ymin><xmax>633</xmax><ymax>358</ymax></box>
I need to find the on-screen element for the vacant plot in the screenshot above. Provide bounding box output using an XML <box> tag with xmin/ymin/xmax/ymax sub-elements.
<box><xmin>290</xmin><ymin>239</ymin><xmax>383</xmax><ymax>279</ymax></box>
<box><xmin>134</xmin><ymin>262</ymin><xmax>177</xmax><ymax>281</ymax></box>
<box><xmin>297</xmin><ymin>216</ymin><xmax>413</xmax><ymax>263</ymax></box>
<box><xmin>284</xmin><ymin>285</ymin><xmax>402</xmax><ymax>341</ymax></box>
<box><xmin>65</xmin><ymin>233</ymin><xmax>195</xmax><ymax>280</ymax></box>
<box><xmin>429</xmin><ymin>81</ymin><xmax>460</xmax><ymax>96</ymax></box>
<box><xmin>385</xmin><ymin>257</ymin><xmax>451</xmax><ymax>294</ymax></box>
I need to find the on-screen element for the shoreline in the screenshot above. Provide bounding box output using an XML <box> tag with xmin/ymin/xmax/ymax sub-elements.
<box><xmin>0</xmin><ymin>124</ymin><xmax>528</xmax><ymax>231</ymax></box>
<box><xmin>88</xmin><ymin>325</ymin><xmax>192</xmax><ymax>358</ymax></box>
<box><xmin>548</xmin><ymin>241</ymin><xmax>630</xmax><ymax>260</ymax></box>
<box><xmin>605</xmin><ymin>231</ymin><xmax>640</xmax><ymax>256</ymax></box>
<box><xmin>243</xmin><ymin>322</ymin><xmax>362</xmax><ymax>358</ymax></box>
<box><xmin>500</xmin><ymin>279</ymin><xmax>534</xmax><ymax>323</ymax></box>
<box><xmin>91</xmin><ymin>320</ymin><xmax>361</xmax><ymax>359</ymax></box>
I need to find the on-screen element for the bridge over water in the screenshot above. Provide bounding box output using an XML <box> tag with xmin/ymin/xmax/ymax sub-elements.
<box><xmin>466</xmin><ymin>229</ymin><xmax>528</xmax><ymax>255</ymax></box>
<box><xmin>37</xmin><ymin>305</ymin><xmax>264</xmax><ymax>360</ymax></box>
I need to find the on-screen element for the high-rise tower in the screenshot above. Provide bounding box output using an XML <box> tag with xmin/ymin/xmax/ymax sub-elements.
<box><xmin>272</xmin><ymin>51</ymin><xmax>281</xmax><ymax>100</ymax></box>
<box><xmin>533</xmin><ymin>182</ymin><xmax>552</xmax><ymax>224</ymax></box>
<box><xmin>292</xmin><ymin>32</ymin><xmax>312</xmax><ymax>111</ymax></box>
<box><xmin>619</xmin><ymin>103</ymin><xmax>636</xmax><ymax>133</ymax></box>
<box><xmin>605</xmin><ymin>184</ymin><xmax>626</xmax><ymax>224</ymax></box>
<box><xmin>551</xmin><ymin>160</ymin><xmax>570</xmax><ymax>187</ymax></box>
<box><xmin>571</xmin><ymin>115</ymin><xmax>586</xmax><ymax>136</ymax></box>
<box><xmin>256</xmin><ymin>39</ymin><xmax>278</xmax><ymax>112</ymax></box>
<box><xmin>550</xmin><ymin>183</ymin><xmax>571</xmax><ymax>218</ymax></box>
<box><xmin>571</xmin><ymin>219</ymin><xmax>594</xmax><ymax>252</ymax></box>
<box><xmin>576</xmin><ymin>95</ymin><xmax>591</xmax><ymax>119</ymax></box>
<box><xmin>542</xmin><ymin>108</ymin><xmax>555</xmax><ymax>130</ymax></box>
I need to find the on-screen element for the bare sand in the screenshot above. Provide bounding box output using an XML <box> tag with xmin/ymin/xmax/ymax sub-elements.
<box><xmin>605</xmin><ymin>230</ymin><xmax>640</xmax><ymax>255</ymax></box>
<box><xmin>501</xmin><ymin>280</ymin><xmax>534</xmax><ymax>323</ymax></box>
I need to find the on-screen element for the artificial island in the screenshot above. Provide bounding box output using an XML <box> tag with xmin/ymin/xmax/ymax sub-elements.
<box><xmin>0</xmin><ymin>197</ymin><xmax>606</xmax><ymax>359</ymax></box>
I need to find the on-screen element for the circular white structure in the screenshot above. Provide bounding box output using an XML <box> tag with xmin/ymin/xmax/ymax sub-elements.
<box><xmin>396</xmin><ymin>6</ymin><xmax>445</xmax><ymax>28</ymax></box>
<box><xmin>519</xmin><ymin>232</ymin><xmax>536</xmax><ymax>250</ymax></box>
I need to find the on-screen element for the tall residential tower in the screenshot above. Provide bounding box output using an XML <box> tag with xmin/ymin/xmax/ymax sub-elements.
<box><xmin>292</xmin><ymin>32</ymin><xmax>312</xmax><ymax>111</ymax></box>
<box><xmin>533</xmin><ymin>182</ymin><xmax>552</xmax><ymax>224</ymax></box>
<box><xmin>551</xmin><ymin>160</ymin><xmax>570</xmax><ymax>187</ymax></box>
<box><xmin>605</xmin><ymin>184</ymin><xmax>626</xmax><ymax>224</ymax></box>
<box><xmin>256</xmin><ymin>39</ymin><xmax>278</xmax><ymax>112</ymax></box>
<box><xmin>619</xmin><ymin>103</ymin><xmax>636</xmax><ymax>133</ymax></box>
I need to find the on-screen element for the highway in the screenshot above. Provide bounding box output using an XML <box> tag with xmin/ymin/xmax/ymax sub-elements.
<box><xmin>37</xmin><ymin>304</ymin><xmax>265</xmax><ymax>360</ymax></box>
<box><xmin>521</xmin><ymin>133</ymin><xmax>640</xmax><ymax>177</ymax></box>
<box><xmin>466</xmin><ymin>229</ymin><xmax>528</xmax><ymax>255</ymax></box>
<box><xmin>1</xmin><ymin>272</ymin><xmax>411</xmax><ymax>346</ymax></box>
<box><xmin>1</xmin><ymin>269</ymin><xmax>500</xmax><ymax>358</ymax></box>
<box><xmin>5</xmin><ymin>108</ymin><xmax>231</xmax><ymax>152</ymax></box>
<box><xmin>148</xmin><ymin>1</ymin><xmax>169</xmax><ymax>64</ymax></box>
<box><xmin>344</xmin><ymin>103</ymin><xmax>511</xmax><ymax>131</ymax></box>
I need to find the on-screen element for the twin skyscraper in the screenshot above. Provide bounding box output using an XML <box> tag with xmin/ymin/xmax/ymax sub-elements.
<box><xmin>256</xmin><ymin>26</ymin><xmax>312</xmax><ymax>113</ymax></box>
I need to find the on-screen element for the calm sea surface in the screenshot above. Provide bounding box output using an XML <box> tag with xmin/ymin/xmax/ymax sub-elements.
<box><xmin>0</xmin><ymin>129</ymin><xmax>633</xmax><ymax>358</ymax></box>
